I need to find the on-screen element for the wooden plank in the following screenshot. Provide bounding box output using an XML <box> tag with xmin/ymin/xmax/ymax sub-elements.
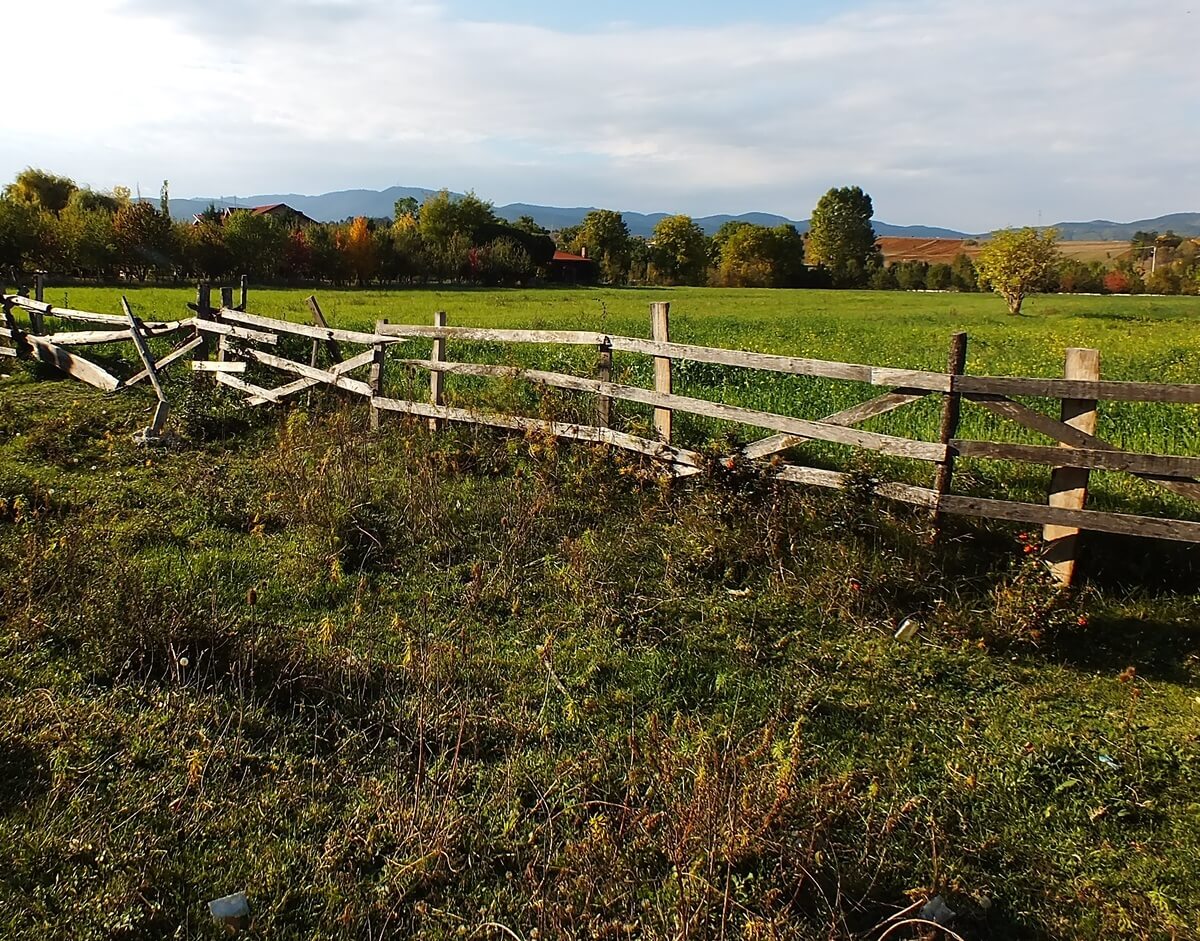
<box><xmin>44</xmin><ymin>321</ymin><xmax>190</xmax><ymax>346</ymax></box>
<box><xmin>391</xmin><ymin>358</ymin><xmax>945</xmax><ymax>462</ymax></box>
<box><xmin>966</xmin><ymin>393</ymin><xmax>1200</xmax><ymax>503</ymax></box>
<box><xmin>31</xmin><ymin>273</ymin><xmax>45</xmax><ymax>334</ymax></box>
<box><xmin>741</xmin><ymin>389</ymin><xmax>929</xmax><ymax>460</ymax></box>
<box><xmin>122</xmin><ymin>298</ymin><xmax>169</xmax><ymax>436</ymax></box>
<box><xmin>372</xmin><ymin>394</ymin><xmax>704</xmax><ymax>469</ymax></box>
<box><xmin>241</xmin><ymin>347</ymin><xmax>374</xmax><ymax>397</ymax></box>
<box><xmin>0</xmin><ymin>294</ymin><xmax>183</xmax><ymax>330</ymax></box>
<box><xmin>244</xmin><ymin>348</ymin><xmax>377</xmax><ymax>406</ymax></box>
<box><xmin>191</xmin><ymin>361</ymin><xmax>248</xmax><ymax>373</ymax></box>
<box><xmin>375</xmin><ymin>320</ymin><xmax>607</xmax><ymax>346</ymax></box>
<box><xmin>126</xmin><ymin>336</ymin><xmax>203</xmax><ymax>386</ymax></box>
<box><xmin>954</xmin><ymin>374</ymin><xmax>1200</xmax><ymax>405</ymax></box>
<box><xmin>952</xmin><ymin>439</ymin><xmax>1200</xmax><ymax>479</ymax></box>
<box><xmin>651</xmin><ymin>302</ymin><xmax>671</xmax><ymax>442</ymax></box>
<box><xmin>192</xmin><ymin>319</ymin><xmax>279</xmax><ymax>346</ymax></box>
<box><xmin>21</xmin><ymin>335</ymin><xmax>122</xmax><ymax>391</ymax></box>
<box><xmin>213</xmin><ymin>372</ymin><xmax>277</xmax><ymax>399</ymax></box>
<box><xmin>932</xmin><ymin>332</ymin><xmax>969</xmax><ymax>535</ymax></box>
<box><xmin>1042</xmin><ymin>349</ymin><xmax>1100</xmax><ymax>585</ymax></box>
<box><xmin>937</xmin><ymin>494</ymin><xmax>1200</xmax><ymax>544</ymax></box>
<box><xmin>194</xmin><ymin>284</ymin><xmax>212</xmax><ymax>361</ymax></box>
<box><xmin>774</xmin><ymin>464</ymin><xmax>940</xmax><ymax>508</ymax></box>
<box><xmin>224</xmin><ymin>308</ymin><xmax>382</xmax><ymax>346</ymax></box>
<box><xmin>429</xmin><ymin>311</ymin><xmax>447</xmax><ymax>432</ymax></box>
<box><xmin>239</xmin><ymin>275</ymin><xmax>248</xmax><ymax>311</ymax></box>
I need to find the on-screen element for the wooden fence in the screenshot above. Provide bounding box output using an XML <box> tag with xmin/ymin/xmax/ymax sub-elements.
<box><xmin>3</xmin><ymin>281</ymin><xmax>1199</xmax><ymax>586</ymax></box>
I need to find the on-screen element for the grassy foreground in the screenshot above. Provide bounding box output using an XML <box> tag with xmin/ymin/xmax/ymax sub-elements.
<box><xmin>1</xmin><ymin>365</ymin><xmax>1199</xmax><ymax>939</ymax></box>
<box><xmin>2</xmin><ymin>287</ymin><xmax>1200</xmax><ymax>938</ymax></box>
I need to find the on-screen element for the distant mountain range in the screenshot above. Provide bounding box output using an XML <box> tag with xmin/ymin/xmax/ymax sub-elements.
<box><xmin>155</xmin><ymin>186</ymin><xmax>1200</xmax><ymax>242</ymax></box>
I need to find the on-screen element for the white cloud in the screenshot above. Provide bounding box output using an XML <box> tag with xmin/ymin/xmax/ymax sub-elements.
<box><xmin>3</xmin><ymin>0</ymin><xmax>1197</xmax><ymax>228</ymax></box>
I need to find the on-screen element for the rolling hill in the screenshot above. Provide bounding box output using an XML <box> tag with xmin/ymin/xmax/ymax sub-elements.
<box><xmin>156</xmin><ymin>186</ymin><xmax>1199</xmax><ymax>242</ymax></box>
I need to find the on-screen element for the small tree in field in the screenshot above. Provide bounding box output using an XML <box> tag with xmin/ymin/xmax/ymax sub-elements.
<box><xmin>975</xmin><ymin>227</ymin><xmax>1061</xmax><ymax>315</ymax></box>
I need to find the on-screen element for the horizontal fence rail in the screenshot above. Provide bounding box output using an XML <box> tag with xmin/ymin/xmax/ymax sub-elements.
<box><xmin>4</xmin><ymin>283</ymin><xmax>1199</xmax><ymax>584</ymax></box>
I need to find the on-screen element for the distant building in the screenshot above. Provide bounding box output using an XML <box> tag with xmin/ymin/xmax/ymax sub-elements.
<box><xmin>546</xmin><ymin>248</ymin><xmax>597</xmax><ymax>284</ymax></box>
<box><xmin>192</xmin><ymin>203</ymin><xmax>316</xmax><ymax>227</ymax></box>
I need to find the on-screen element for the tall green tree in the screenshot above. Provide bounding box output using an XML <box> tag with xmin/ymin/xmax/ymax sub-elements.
<box><xmin>975</xmin><ymin>228</ymin><xmax>1062</xmax><ymax>315</ymax></box>
<box><xmin>112</xmin><ymin>201</ymin><xmax>174</xmax><ymax>280</ymax></box>
<box><xmin>806</xmin><ymin>186</ymin><xmax>879</xmax><ymax>287</ymax></box>
<box><xmin>222</xmin><ymin>210</ymin><xmax>285</xmax><ymax>280</ymax></box>
<box><xmin>576</xmin><ymin>210</ymin><xmax>631</xmax><ymax>283</ymax></box>
<box><xmin>650</xmin><ymin>214</ymin><xmax>708</xmax><ymax>285</ymax></box>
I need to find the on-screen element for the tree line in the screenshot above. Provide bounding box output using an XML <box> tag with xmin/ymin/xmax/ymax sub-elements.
<box><xmin>2</xmin><ymin>168</ymin><xmax>1197</xmax><ymax>296</ymax></box>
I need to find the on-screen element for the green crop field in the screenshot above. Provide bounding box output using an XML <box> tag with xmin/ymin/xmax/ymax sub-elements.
<box><xmin>2</xmin><ymin>285</ymin><xmax>1200</xmax><ymax>940</ymax></box>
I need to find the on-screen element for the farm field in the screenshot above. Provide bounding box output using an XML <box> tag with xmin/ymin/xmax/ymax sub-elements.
<box><xmin>878</xmin><ymin>238</ymin><xmax>1133</xmax><ymax>266</ymax></box>
<box><xmin>2</xmin><ymin>285</ymin><xmax>1200</xmax><ymax>940</ymax></box>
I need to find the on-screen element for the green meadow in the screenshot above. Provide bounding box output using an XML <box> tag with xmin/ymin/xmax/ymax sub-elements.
<box><xmin>2</xmin><ymin>285</ymin><xmax>1199</xmax><ymax>940</ymax></box>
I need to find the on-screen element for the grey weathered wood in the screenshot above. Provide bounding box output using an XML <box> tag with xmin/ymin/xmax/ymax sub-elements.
<box><xmin>126</xmin><ymin>336</ymin><xmax>203</xmax><ymax>386</ymax></box>
<box><xmin>742</xmin><ymin>389</ymin><xmax>929</xmax><ymax>460</ymax></box>
<box><xmin>192</xmin><ymin>319</ymin><xmax>279</xmax><ymax>346</ymax></box>
<box><xmin>244</xmin><ymin>348</ymin><xmax>377</xmax><ymax>406</ymax></box>
<box><xmin>239</xmin><ymin>275</ymin><xmax>248</xmax><ymax>311</ymax></box>
<box><xmin>932</xmin><ymin>332</ymin><xmax>969</xmax><ymax>534</ymax></box>
<box><xmin>217</xmin><ymin>287</ymin><xmax>235</xmax><ymax>363</ymax></box>
<box><xmin>651</xmin><ymin>302</ymin><xmax>672</xmax><ymax>442</ymax></box>
<box><xmin>212</xmin><ymin>372</ymin><xmax>277</xmax><ymax>400</ymax></box>
<box><xmin>774</xmin><ymin>464</ymin><xmax>941</xmax><ymax>508</ymax></box>
<box><xmin>966</xmin><ymin>392</ymin><xmax>1200</xmax><ymax>503</ymax></box>
<box><xmin>122</xmin><ymin>297</ymin><xmax>170</xmax><ymax>436</ymax></box>
<box><xmin>952</xmin><ymin>439</ymin><xmax>1200</xmax><ymax>479</ymax></box>
<box><xmin>937</xmin><ymin>493</ymin><xmax>1200</xmax><ymax>544</ymax></box>
<box><xmin>1042</xmin><ymin>348</ymin><xmax>1100</xmax><ymax>586</ymax></box>
<box><xmin>224</xmin><ymin>308</ymin><xmax>381</xmax><ymax>346</ymax></box>
<box><xmin>16</xmin><ymin>332</ymin><xmax>122</xmax><ymax>391</ymax></box>
<box><xmin>372</xmin><ymin>394</ymin><xmax>704</xmax><ymax>469</ymax></box>
<box><xmin>306</xmin><ymin>296</ymin><xmax>343</xmax><ymax>362</ymax></box>
<box><xmin>194</xmin><ymin>284</ymin><xmax>213</xmax><ymax>361</ymax></box>
<box><xmin>43</xmin><ymin>321</ymin><xmax>190</xmax><ymax>346</ymax></box>
<box><xmin>369</xmin><ymin>340</ymin><xmax>386</xmax><ymax>431</ymax></box>
<box><xmin>375</xmin><ymin>320</ymin><xmax>607</xmax><ymax>346</ymax></box>
<box><xmin>241</xmin><ymin>347</ymin><xmax>374</xmax><ymax>397</ymax></box>
<box><xmin>31</xmin><ymin>272</ymin><xmax>45</xmax><ymax>334</ymax></box>
<box><xmin>429</xmin><ymin>311</ymin><xmax>447</xmax><ymax>432</ymax></box>
<box><xmin>0</xmin><ymin>294</ymin><xmax>181</xmax><ymax>330</ymax></box>
<box><xmin>389</xmin><ymin>358</ymin><xmax>945</xmax><ymax>462</ymax></box>
<box><xmin>953</xmin><ymin>374</ymin><xmax>1200</xmax><ymax>405</ymax></box>
<box><xmin>597</xmin><ymin>339</ymin><xmax>613</xmax><ymax>429</ymax></box>
<box><xmin>191</xmin><ymin>361</ymin><xmax>248</xmax><ymax>373</ymax></box>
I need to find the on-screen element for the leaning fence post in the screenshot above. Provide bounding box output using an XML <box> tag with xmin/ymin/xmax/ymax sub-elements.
<box><xmin>429</xmin><ymin>311</ymin><xmax>447</xmax><ymax>432</ymax></box>
<box><xmin>369</xmin><ymin>320</ymin><xmax>387</xmax><ymax>432</ymax></box>
<box><xmin>1043</xmin><ymin>348</ymin><xmax>1100</xmax><ymax>587</ymax></box>
<box><xmin>931</xmin><ymin>331</ymin><xmax>968</xmax><ymax>538</ymax></box>
<box><xmin>651</xmin><ymin>302</ymin><xmax>671</xmax><ymax>442</ymax></box>
<box><xmin>122</xmin><ymin>297</ymin><xmax>169</xmax><ymax>442</ymax></box>
<box><xmin>597</xmin><ymin>337</ymin><xmax>613</xmax><ymax>429</ymax></box>
<box><xmin>31</xmin><ymin>271</ymin><xmax>45</xmax><ymax>335</ymax></box>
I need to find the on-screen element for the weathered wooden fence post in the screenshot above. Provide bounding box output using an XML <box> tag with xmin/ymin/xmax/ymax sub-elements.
<box><xmin>31</xmin><ymin>271</ymin><xmax>45</xmax><ymax>335</ymax></box>
<box><xmin>651</xmin><ymin>301</ymin><xmax>671</xmax><ymax>442</ymax></box>
<box><xmin>194</xmin><ymin>283</ymin><xmax>212</xmax><ymax>360</ymax></box>
<box><xmin>238</xmin><ymin>274</ymin><xmax>248</xmax><ymax>311</ymax></box>
<box><xmin>931</xmin><ymin>331</ymin><xmax>968</xmax><ymax>537</ymax></box>
<box><xmin>369</xmin><ymin>320</ymin><xmax>387</xmax><ymax>432</ymax></box>
<box><xmin>1043</xmin><ymin>347</ymin><xmax>1100</xmax><ymax>586</ymax></box>
<box><xmin>122</xmin><ymin>297</ymin><xmax>169</xmax><ymax>441</ymax></box>
<box><xmin>597</xmin><ymin>337</ymin><xmax>613</xmax><ymax>429</ymax></box>
<box><xmin>218</xmin><ymin>287</ymin><xmax>234</xmax><ymax>362</ymax></box>
<box><xmin>429</xmin><ymin>311</ymin><xmax>447</xmax><ymax>432</ymax></box>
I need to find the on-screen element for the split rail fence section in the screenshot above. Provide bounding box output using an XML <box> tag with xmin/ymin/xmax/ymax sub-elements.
<box><xmin>3</xmin><ymin>280</ymin><xmax>1199</xmax><ymax>586</ymax></box>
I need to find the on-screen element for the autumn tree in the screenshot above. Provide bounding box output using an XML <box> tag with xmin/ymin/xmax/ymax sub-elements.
<box><xmin>714</xmin><ymin>224</ymin><xmax>775</xmax><ymax>287</ymax></box>
<box><xmin>806</xmin><ymin>186</ymin><xmax>879</xmax><ymax>287</ymax></box>
<box><xmin>975</xmin><ymin>227</ymin><xmax>1062</xmax><ymax>314</ymax></box>
<box><xmin>113</xmin><ymin>201</ymin><xmax>174</xmax><ymax>280</ymax></box>
<box><xmin>650</xmin><ymin>214</ymin><xmax>708</xmax><ymax>285</ymax></box>
<box><xmin>4</xmin><ymin>168</ymin><xmax>78</xmax><ymax>215</ymax></box>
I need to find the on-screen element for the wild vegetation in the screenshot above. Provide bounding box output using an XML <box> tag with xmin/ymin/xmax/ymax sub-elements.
<box><xmin>2</xmin><ymin>285</ymin><xmax>1199</xmax><ymax>939</ymax></box>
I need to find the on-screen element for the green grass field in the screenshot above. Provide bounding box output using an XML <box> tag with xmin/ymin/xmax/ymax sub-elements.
<box><xmin>2</xmin><ymin>286</ymin><xmax>1200</xmax><ymax>939</ymax></box>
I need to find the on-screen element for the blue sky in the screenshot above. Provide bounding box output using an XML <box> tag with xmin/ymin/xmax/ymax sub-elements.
<box><xmin>3</xmin><ymin>0</ymin><xmax>1197</xmax><ymax>230</ymax></box>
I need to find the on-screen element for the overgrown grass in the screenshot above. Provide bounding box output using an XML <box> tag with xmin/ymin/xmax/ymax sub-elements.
<box><xmin>1</xmin><ymin>372</ymin><xmax>1199</xmax><ymax>939</ymax></box>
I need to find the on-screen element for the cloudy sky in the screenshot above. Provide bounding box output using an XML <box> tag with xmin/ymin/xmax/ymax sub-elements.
<box><xmin>5</xmin><ymin>0</ymin><xmax>1197</xmax><ymax>229</ymax></box>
